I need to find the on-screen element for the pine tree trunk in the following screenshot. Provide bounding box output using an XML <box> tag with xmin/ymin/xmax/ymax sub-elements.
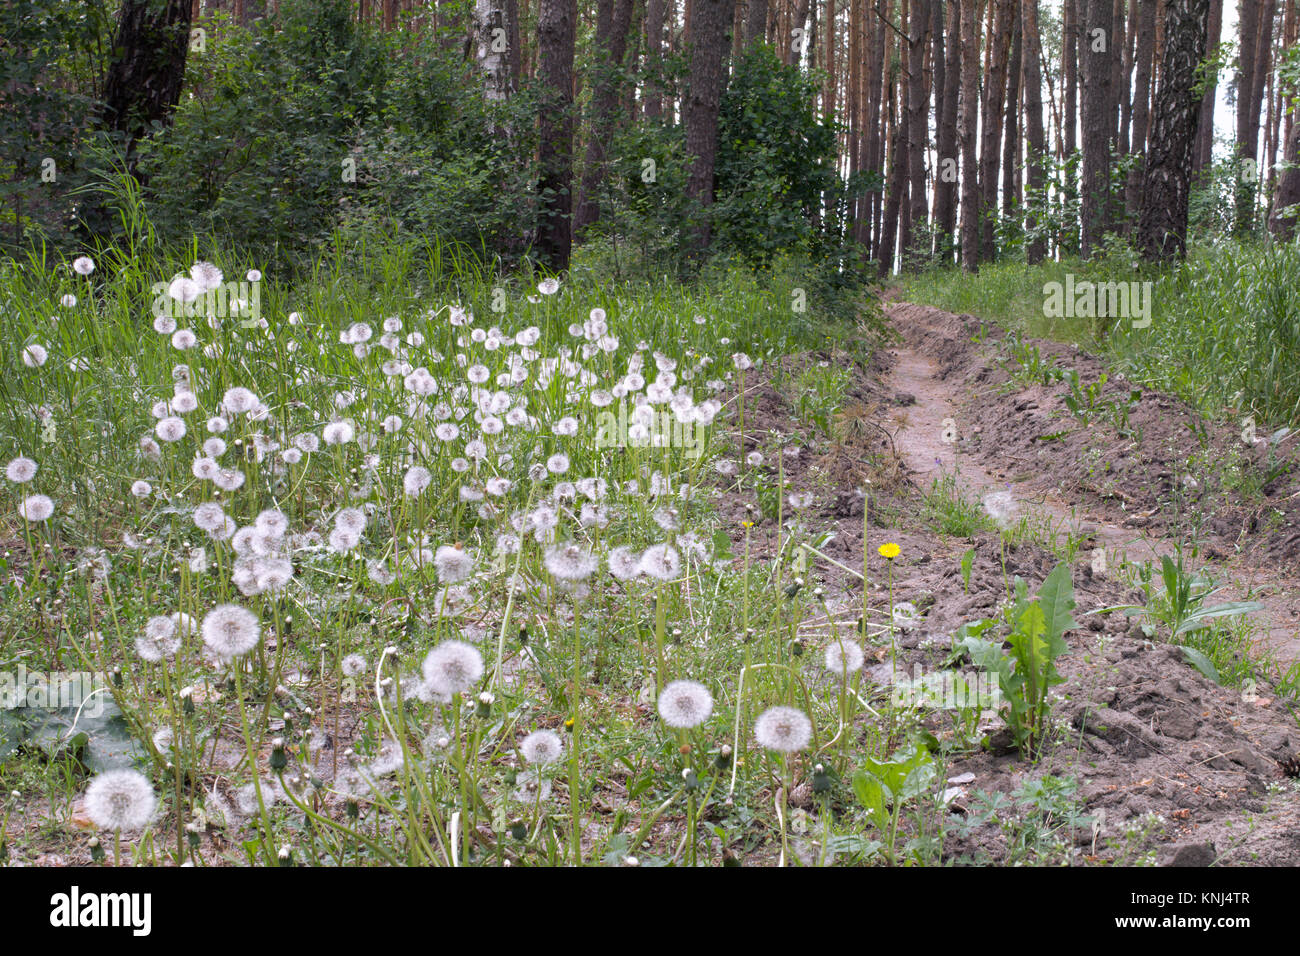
<box><xmin>536</xmin><ymin>0</ymin><xmax>577</xmax><ymax>267</ymax></box>
<box><xmin>1023</xmin><ymin>0</ymin><xmax>1047</xmax><ymax>263</ymax></box>
<box><xmin>880</xmin><ymin>51</ymin><xmax>907</xmax><ymax>275</ymax></box>
<box><xmin>745</xmin><ymin>0</ymin><xmax>767</xmax><ymax>43</ymax></box>
<box><xmin>1080</xmin><ymin>0</ymin><xmax>1114</xmax><ymax>258</ymax></box>
<box><xmin>1003</xmin><ymin>6</ymin><xmax>1023</xmax><ymax>224</ymax></box>
<box><xmin>575</xmin><ymin>0</ymin><xmax>635</xmax><ymax>237</ymax></box>
<box><xmin>933</xmin><ymin>0</ymin><xmax>960</xmax><ymax>257</ymax></box>
<box><xmin>1126</xmin><ymin>0</ymin><xmax>1155</xmax><ymax>219</ymax></box>
<box><xmin>99</xmin><ymin>0</ymin><xmax>193</xmax><ymax>175</ymax></box>
<box><xmin>1192</xmin><ymin>0</ymin><xmax>1221</xmax><ymax>172</ymax></box>
<box><xmin>979</xmin><ymin>0</ymin><xmax>1015</xmax><ymax>260</ymax></box>
<box><xmin>905</xmin><ymin>0</ymin><xmax>931</xmax><ymax>268</ymax></box>
<box><xmin>1064</xmin><ymin>0</ymin><xmax>1079</xmax><ymax>158</ymax></box>
<box><xmin>1234</xmin><ymin>0</ymin><xmax>1262</xmax><ymax>233</ymax></box>
<box><xmin>683</xmin><ymin>0</ymin><xmax>736</xmax><ymax>249</ymax></box>
<box><xmin>1269</xmin><ymin>109</ymin><xmax>1300</xmax><ymax>238</ymax></box>
<box><xmin>958</xmin><ymin>0</ymin><xmax>980</xmax><ymax>271</ymax></box>
<box><xmin>645</xmin><ymin>0</ymin><xmax>665</xmax><ymax>117</ymax></box>
<box><xmin>1139</xmin><ymin>0</ymin><xmax>1211</xmax><ymax>261</ymax></box>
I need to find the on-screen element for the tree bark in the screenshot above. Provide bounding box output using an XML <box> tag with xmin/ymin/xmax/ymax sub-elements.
<box><xmin>645</xmin><ymin>0</ymin><xmax>666</xmax><ymax>117</ymax></box>
<box><xmin>1003</xmin><ymin>5</ymin><xmax>1023</xmax><ymax>224</ymax></box>
<box><xmin>744</xmin><ymin>0</ymin><xmax>767</xmax><ymax>43</ymax></box>
<box><xmin>958</xmin><ymin>0</ymin><xmax>980</xmax><ymax>270</ymax></box>
<box><xmin>1234</xmin><ymin>0</ymin><xmax>1262</xmax><ymax>233</ymax></box>
<box><xmin>99</xmin><ymin>0</ymin><xmax>193</xmax><ymax>175</ymax></box>
<box><xmin>904</xmin><ymin>0</ymin><xmax>931</xmax><ymax>268</ymax></box>
<box><xmin>683</xmin><ymin>0</ymin><xmax>736</xmax><ymax>249</ymax></box>
<box><xmin>979</xmin><ymin>0</ymin><xmax>1015</xmax><ymax>260</ymax></box>
<box><xmin>1269</xmin><ymin>108</ymin><xmax>1300</xmax><ymax>238</ymax></box>
<box><xmin>536</xmin><ymin>0</ymin><xmax>577</xmax><ymax>267</ymax></box>
<box><xmin>1192</xmin><ymin>0</ymin><xmax>1222</xmax><ymax>172</ymax></box>
<box><xmin>1064</xmin><ymin>0</ymin><xmax>1079</xmax><ymax>157</ymax></box>
<box><xmin>1126</xmin><ymin>0</ymin><xmax>1156</xmax><ymax>218</ymax></box>
<box><xmin>933</xmin><ymin>0</ymin><xmax>960</xmax><ymax>256</ymax></box>
<box><xmin>574</xmin><ymin>0</ymin><xmax>635</xmax><ymax>237</ymax></box>
<box><xmin>880</xmin><ymin>45</ymin><xmax>907</xmax><ymax>275</ymax></box>
<box><xmin>1023</xmin><ymin>0</ymin><xmax>1047</xmax><ymax>263</ymax></box>
<box><xmin>1080</xmin><ymin>0</ymin><xmax>1115</xmax><ymax>258</ymax></box>
<box><xmin>1139</xmin><ymin>0</ymin><xmax>1211</xmax><ymax>261</ymax></box>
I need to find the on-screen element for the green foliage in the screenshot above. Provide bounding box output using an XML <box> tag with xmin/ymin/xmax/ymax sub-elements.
<box><xmin>851</xmin><ymin>742</ymin><xmax>936</xmax><ymax>865</ymax></box>
<box><xmin>907</xmin><ymin>240</ymin><xmax>1300</xmax><ymax>428</ymax></box>
<box><xmin>714</xmin><ymin>46</ymin><xmax>838</xmax><ymax>262</ymax></box>
<box><xmin>952</xmin><ymin>774</ymin><xmax>1091</xmax><ymax>865</ymax></box>
<box><xmin>921</xmin><ymin>475</ymin><xmax>996</xmax><ymax>538</ymax></box>
<box><xmin>955</xmin><ymin>562</ymin><xmax>1077</xmax><ymax>757</ymax></box>
<box><xmin>1104</xmin><ymin>550</ymin><xmax>1262</xmax><ymax>648</ymax></box>
<box><xmin>0</xmin><ymin>0</ymin><xmax>115</xmax><ymax>250</ymax></box>
<box><xmin>129</xmin><ymin>0</ymin><xmax>536</xmax><ymax>262</ymax></box>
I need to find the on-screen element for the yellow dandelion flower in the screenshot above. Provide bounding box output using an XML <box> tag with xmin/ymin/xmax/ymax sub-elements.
<box><xmin>878</xmin><ymin>542</ymin><xmax>900</xmax><ymax>560</ymax></box>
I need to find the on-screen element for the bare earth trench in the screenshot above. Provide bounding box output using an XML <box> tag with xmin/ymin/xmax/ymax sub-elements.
<box><xmin>730</xmin><ymin>301</ymin><xmax>1300</xmax><ymax>865</ymax></box>
<box><xmin>884</xmin><ymin>316</ymin><xmax>1300</xmax><ymax>662</ymax></box>
<box><xmin>874</xmin><ymin>303</ymin><xmax>1300</xmax><ymax>864</ymax></box>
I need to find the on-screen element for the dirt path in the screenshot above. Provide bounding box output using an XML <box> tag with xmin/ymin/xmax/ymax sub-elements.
<box><xmin>882</xmin><ymin>302</ymin><xmax>1300</xmax><ymax>663</ymax></box>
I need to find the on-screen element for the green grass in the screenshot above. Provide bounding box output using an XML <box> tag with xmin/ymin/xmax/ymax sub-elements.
<box><xmin>920</xmin><ymin>475</ymin><xmax>996</xmax><ymax>538</ymax></box>
<box><xmin>902</xmin><ymin>241</ymin><xmax>1300</xmax><ymax>427</ymax></box>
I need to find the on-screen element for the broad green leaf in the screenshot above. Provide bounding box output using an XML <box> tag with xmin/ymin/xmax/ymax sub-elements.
<box><xmin>1173</xmin><ymin>601</ymin><xmax>1264</xmax><ymax>635</ymax></box>
<box><xmin>1036</xmin><ymin>561</ymin><xmax>1079</xmax><ymax>657</ymax></box>
<box><xmin>1180</xmin><ymin>646</ymin><xmax>1221</xmax><ymax>685</ymax></box>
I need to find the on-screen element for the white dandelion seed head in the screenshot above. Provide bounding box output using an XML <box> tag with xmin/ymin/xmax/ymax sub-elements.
<box><xmin>72</xmin><ymin>256</ymin><xmax>95</xmax><ymax>276</ymax></box>
<box><xmin>537</xmin><ymin>278</ymin><xmax>560</xmax><ymax>296</ymax></box>
<box><xmin>403</xmin><ymin>465</ymin><xmax>432</xmax><ymax>496</ymax></box>
<box><xmin>222</xmin><ymin>387</ymin><xmax>258</xmax><ymax>415</ymax></box>
<box><xmin>341</xmin><ymin>653</ymin><xmax>367</xmax><ymax>678</ymax></box>
<box><xmin>657</xmin><ymin>680</ymin><xmax>714</xmax><ymax>728</ymax></box>
<box><xmin>84</xmin><ymin>769</ymin><xmax>156</xmax><ymax>831</ymax></box>
<box><xmin>18</xmin><ymin>494</ymin><xmax>54</xmax><ymax>522</ymax></box>
<box><xmin>753</xmin><ymin>706</ymin><xmax>813</xmax><ymax>753</ymax></box>
<box><xmin>543</xmin><ymin>543</ymin><xmax>598</xmax><ymax>581</ymax></box>
<box><xmin>434</xmin><ymin>544</ymin><xmax>475</xmax><ymax>583</ymax></box>
<box><xmin>824</xmin><ymin>638</ymin><xmax>865</xmax><ymax>674</ymax></box>
<box><xmin>190</xmin><ymin>261</ymin><xmax>223</xmax><ymax>292</ymax></box>
<box><xmin>982</xmin><ymin>490</ymin><xmax>1019</xmax><ymax>528</ymax></box>
<box><xmin>328</xmin><ymin>527</ymin><xmax>360</xmax><ymax>554</ymax></box>
<box><xmin>193</xmin><ymin>502</ymin><xmax>228</xmax><ymax>534</ymax></box>
<box><xmin>638</xmin><ymin>543</ymin><xmax>680</xmax><ymax>581</ymax></box>
<box><xmin>519</xmin><ymin>729</ymin><xmax>564</xmax><ymax>765</ymax></box>
<box><xmin>322</xmin><ymin>421</ymin><xmax>355</xmax><ymax>446</ymax></box>
<box><xmin>254</xmin><ymin>509</ymin><xmax>289</xmax><ymax>539</ymax></box>
<box><xmin>168</xmin><ymin>276</ymin><xmax>200</xmax><ymax>304</ymax></box>
<box><xmin>334</xmin><ymin>507</ymin><xmax>367</xmax><ymax>536</ymax></box>
<box><xmin>136</xmin><ymin>616</ymin><xmax>181</xmax><ymax>662</ymax></box>
<box><xmin>607</xmin><ymin>546</ymin><xmax>642</xmax><ymax>581</ymax></box>
<box><xmin>212</xmin><ymin>468</ymin><xmax>245</xmax><ymax>492</ymax></box>
<box><xmin>201</xmin><ymin>603</ymin><xmax>261</xmax><ymax>659</ymax></box>
<box><xmin>5</xmin><ymin>456</ymin><xmax>37</xmax><ymax>484</ymax></box>
<box><xmin>22</xmin><ymin>343</ymin><xmax>48</xmax><ymax>368</ymax></box>
<box><xmin>421</xmin><ymin>640</ymin><xmax>484</xmax><ymax>696</ymax></box>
